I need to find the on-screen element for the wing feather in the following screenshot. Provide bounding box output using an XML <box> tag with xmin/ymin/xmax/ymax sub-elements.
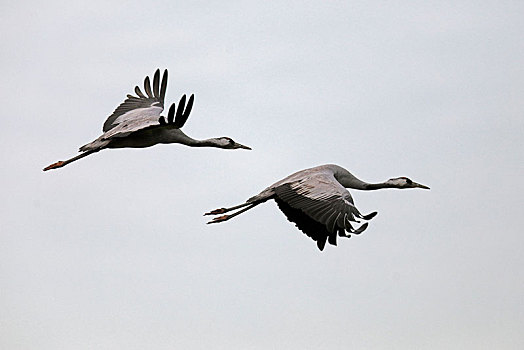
<box><xmin>101</xmin><ymin>107</ymin><xmax>164</xmax><ymax>139</ymax></box>
<box><xmin>102</xmin><ymin>69</ymin><xmax>168</xmax><ymax>132</ymax></box>
<box><xmin>176</xmin><ymin>95</ymin><xmax>186</xmax><ymax>118</ymax></box>
<box><xmin>322</xmin><ymin>209</ymin><xmax>339</xmax><ymax>233</ymax></box>
<box><xmin>134</xmin><ymin>86</ymin><xmax>146</xmax><ymax>98</ymax></box>
<box><xmin>273</xmin><ymin>171</ymin><xmax>377</xmax><ymax>250</ymax></box>
<box><xmin>173</xmin><ymin>94</ymin><xmax>194</xmax><ymax>129</ymax></box>
<box><xmin>160</xmin><ymin>70</ymin><xmax>168</xmax><ymax>101</ymax></box>
<box><xmin>275</xmin><ymin>198</ymin><xmax>329</xmax><ymax>251</ymax></box>
<box><xmin>167</xmin><ymin>102</ymin><xmax>176</xmax><ymax>124</ymax></box>
<box><xmin>144</xmin><ymin>76</ymin><xmax>153</xmax><ymax>98</ymax></box>
<box><xmin>153</xmin><ymin>69</ymin><xmax>160</xmax><ymax>97</ymax></box>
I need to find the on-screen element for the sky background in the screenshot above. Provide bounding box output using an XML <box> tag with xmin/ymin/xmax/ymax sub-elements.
<box><xmin>2</xmin><ymin>1</ymin><xmax>524</xmax><ymax>349</ymax></box>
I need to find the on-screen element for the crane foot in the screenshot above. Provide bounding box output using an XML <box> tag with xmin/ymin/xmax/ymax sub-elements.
<box><xmin>43</xmin><ymin>161</ymin><xmax>64</xmax><ymax>171</ymax></box>
<box><xmin>204</xmin><ymin>208</ymin><xmax>226</xmax><ymax>216</ymax></box>
<box><xmin>207</xmin><ymin>215</ymin><xmax>229</xmax><ymax>224</ymax></box>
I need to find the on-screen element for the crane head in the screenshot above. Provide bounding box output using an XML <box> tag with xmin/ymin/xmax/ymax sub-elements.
<box><xmin>215</xmin><ymin>137</ymin><xmax>252</xmax><ymax>150</ymax></box>
<box><xmin>387</xmin><ymin>177</ymin><xmax>430</xmax><ymax>189</ymax></box>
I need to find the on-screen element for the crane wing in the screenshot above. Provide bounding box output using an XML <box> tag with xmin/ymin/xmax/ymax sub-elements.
<box><xmin>102</xmin><ymin>69</ymin><xmax>168</xmax><ymax>133</ymax></box>
<box><xmin>163</xmin><ymin>94</ymin><xmax>194</xmax><ymax>129</ymax></box>
<box><xmin>274</xmin><ymin>173</ymin><xmax>377</xmax><ymax>251</ymax></box>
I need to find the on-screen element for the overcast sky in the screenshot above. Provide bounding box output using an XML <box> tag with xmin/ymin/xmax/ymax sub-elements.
<box><xmin>2</xmin><ymin>1</ymin><xmax>523</xmax><ymax>349</ymax></box>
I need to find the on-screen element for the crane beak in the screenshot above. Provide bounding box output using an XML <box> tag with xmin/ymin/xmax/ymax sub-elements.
<box><xmin>413</xmin><ymin>182</ymin><xmax>430</xmax><ymax>190</ymax></box>
<box><xmin>234</xmin><ymin>143</ymin><xmax>252</xmax><ymax>150</ymax></box>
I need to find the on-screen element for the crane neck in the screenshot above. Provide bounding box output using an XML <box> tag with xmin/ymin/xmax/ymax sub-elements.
<box><xmin>162</xmin><ymin>129</ymin><xmax>221</xmax><ymax>148</ymax></box>
<box><xmin>181</xmin><ymin>137</ymin><xmax>220</xmax><ymax>147</ymax></box>
<box><xmin>361</xmin><ymin>182</ymin><xmax>395</xmax><ymax>190</ymax></box>
<box><xmin>335</xmin><ymin>170</ymin><xmax>394</xmax><ymax>191</ymax></box>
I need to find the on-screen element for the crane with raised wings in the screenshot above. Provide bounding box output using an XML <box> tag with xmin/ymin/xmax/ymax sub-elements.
<box><xmin>43</xmin><ymin>69</ymin><xmax>250</xmax><ymax>171</ymax></box>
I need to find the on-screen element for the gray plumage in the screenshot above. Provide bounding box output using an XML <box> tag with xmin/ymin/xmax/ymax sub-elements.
<box><xmin>43</xmin><ymin>69</ymin><xmax>250</xmax><ymax>171</ymax></box>
<box><xmin>205</xmin><ymin>164</ymin><xmax>429</xmax><ymax>251</ymax></box>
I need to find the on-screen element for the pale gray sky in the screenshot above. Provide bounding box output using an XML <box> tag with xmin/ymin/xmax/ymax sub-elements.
<box><xmin>1</xmin><ymin>1</ymin><xmax>523</xmax><ymax>349</ymax></box>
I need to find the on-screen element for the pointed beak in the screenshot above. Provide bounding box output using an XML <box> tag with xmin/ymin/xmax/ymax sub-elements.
<box><xmin>413</xmin><ymin>182</ymin><xmax>430</xmax><ymax>190</ymax></box>
<box><xmin>234</xmin><ymin>143</ymin><xmax>252</xmax><ymax>150</ymax></box>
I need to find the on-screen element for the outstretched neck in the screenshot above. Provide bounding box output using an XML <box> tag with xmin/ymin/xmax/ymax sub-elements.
<box><xmin>339</xmin><ymin>177</ymin><xmax>393</xmax><ymax>191</ymax></box>
<box><xmin>184</xmin><ymin>138</ymin><xmax>222</xmax><ymax>148</ymax></box>
<box><xmin>335</xmin><ymin>168</ymin><xmax>393</xmax><ymax>191</ymax></box>
<box><xmin>361</xmin><ymin>182</ymin><xmax>395</xmax><ymax>190</ymax></box>
<box><xmin>163</xmin><ymin>129</ymin><xmax>222</xmax><ymax>148</ymax></box>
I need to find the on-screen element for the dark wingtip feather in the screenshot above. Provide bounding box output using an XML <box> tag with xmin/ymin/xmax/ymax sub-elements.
<box><xmin>144</xmin><ymin>76</ymin><xmax>153</xmax><ymax>98</ymax></box>
<box><xmin>176</xmin><ymin>95</ymin><xmax>187</xmax><ymax>118</ymax></box>
<box><xmin>184</xmin><ymin>94</ymin><xmax>194</xmax><ymax>118</ymax></box>
<box><xmin>362</xmin><ymin>212</ymin><xmax>378</xmax><ymax>220</ymax></box>
<box><xmin>328</xmin><ymin>233</ymin><xmax>337</xmax><ymax>246</ymax></box>
<box><xmin>317</xmin><ymin>238</ymin><xmax>326</xmax><ymax>251</ymax></box>
<box><xmin>153</xmin><ymin>69</ymin><xmax>160</xmax><ymax>97</ymax></box>
<box><xmin>160</xmin><ymin>69</ymin><xmax>168</xmax><ymax>101</ymax></box>
<box><xmin>135</xmin><ymin>86</ymin><xmax>146</xmax><ymax>98</ymax></box>
<box><xmin>172</xmin><ymin>94</ymin><xmax>192</xmax><ymax>128</ymax></box>
<box><xmin>167</xmin><ymin>103</ymin><xmax>176</xmax><ymax>124</ymax></box>
<box><xmin>353</xmin><ymin>223</ymin><xmax>369</xmax><ymax>235</ymax></box>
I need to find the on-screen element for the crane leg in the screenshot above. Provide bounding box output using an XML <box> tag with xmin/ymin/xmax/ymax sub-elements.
<box><xmin>43</xmin><ymin>150</ymin><xmax>97</xmax><ymax>171</ymax></box>
<box><xmin>206</xmin><ymin>203</ymin><xmax>258</xmax><ymax>224</ymax></box>
<box><xmin>204</xmin><ymin>202</ymin><xmax>252</xmax><ymax>215</ymax></box>
<box><xmin>43</xmin><ymin>160</ymin><xmax>66</xmax><ymax>171</ymax></box>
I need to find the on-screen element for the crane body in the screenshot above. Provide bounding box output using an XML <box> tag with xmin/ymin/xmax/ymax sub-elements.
<box><xmin>205</xmin><ymin>164</ymin><xmax>429</xmax><ymax>251</ymax></box>
<box><xmin>44</xmin><ymin>69</ymin><xmax>250</xmax><ymax>171</ymax></box>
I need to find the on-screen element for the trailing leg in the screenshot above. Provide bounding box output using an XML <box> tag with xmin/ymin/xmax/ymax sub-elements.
<box><xmin>43</xmin><ymin>150</ymin><xmax>97</xmax><ymax>171</ymax></box>
<box><xmin>204</xmin><ymin>202</ymin><xmax>253</xmax><ymax>215</ymax></box>
<box><xmin>206</xmin><ymin>203</ymin><xmax>260</xmax><ymax>224</ymax></box>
